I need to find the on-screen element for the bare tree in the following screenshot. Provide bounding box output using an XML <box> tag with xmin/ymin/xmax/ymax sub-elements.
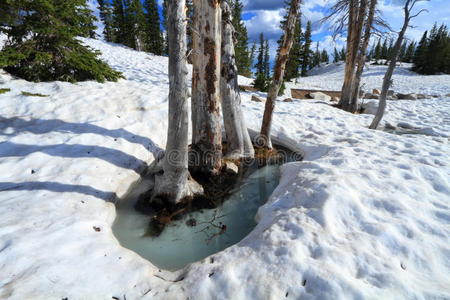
<box><xmin>151</xmin><ymin>0</ymin><xmax>203</xmax><ymax>204</ymax></box>
<box><xmin>339</xmin><ymin>0</ymin><xmax>368</xmax><ymax>111</ymax></box>
<box><xmin>349</xmin><ymin>0</ymin><xmax>377</xmax><ymax>112</ymax></box>
<box><xmin>220</xmin><ymin>0</ymin><xmax>254</xmax><ymax>159</ymax></box>
<box><xmin>259</xmin><ymin>0</ymin><xmax>301</xmax><ymax>149</ymax></box>
<box><xmin>369</xmin><ymin>0</ymin><xmax>428</xmax><ymax>129</ymax></box>
<box><xmin>191</xmin><ymin>0</ymin><xmax>223</xmax><ymax>174</ymax></box>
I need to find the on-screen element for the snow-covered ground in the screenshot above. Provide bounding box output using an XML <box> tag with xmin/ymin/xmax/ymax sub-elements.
<box><xmin>289</xmin><ymin>61</ymin><xmax>450</xmax><ymax>96</ymax></box>
<box><xmin>0</xmin><ymin>39</ymin><xmax>449</xmax><ymax>299</ymax></box>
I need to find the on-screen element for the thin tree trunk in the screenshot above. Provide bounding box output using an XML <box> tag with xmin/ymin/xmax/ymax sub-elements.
<box><xmin>339</xmin><ymin>0</ymin><xmax>367</xmax><ymax>111</ymax></box>
<box><xmin>370</xmin><ymin>0</ymin><xmax>413</xmax><ymax>129</ymax></box>
<box><xmin>349</xmin><ymin>0</ymin><xmax>377</xmax><ymax>113</ymax></box>
<box><xmin>260</xmin><ymin>0</ymin><xmax>300</xmax><ymax>149</ymax></box>
<box><xmin>152</xmin><ymin>0</ymin><xmax>203</xmax><ymax>204</ymax></box>
<box><xmin>191</xmin><ymin>0</ymin><xmax>223</xmax><ymax>175</ymax></box>
<box><xmin>220</xmin><ymin>1</ymin><xmax>254</xmax><ymax>159</ymax></box>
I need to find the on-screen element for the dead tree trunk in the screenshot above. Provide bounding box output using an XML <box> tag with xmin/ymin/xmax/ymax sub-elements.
<box><xmin>349</xmin><ymin>0</ymin><xmax>377</xmax><ymax>113</ymax></box>
<box><xmin>220</xmin><ymin>1</ymin><xmax>254</xmax><ymax>159</ymax></box>
<box><xmin>152</xmin><ymin>0</ymin><xmax>203</xmax><ymax>204</ymax></box>
<box><xmin>339</xmin><ymin>0</ymin><xmax>367</xmax><ymax>111</ymax></box>
<box><xmin>369</xmin><ymin>0</ymin><xmax>425</xmax><ymax>129</ymax></box>
<box><xmin>191</xmin><ymin>0</ymin><xmax>223</xmax><ymax>175</ymax></box>
<box><xmin>259</xmin><ymin>0</ymin><xmax>300</xmax><ymax>149</ymax></box>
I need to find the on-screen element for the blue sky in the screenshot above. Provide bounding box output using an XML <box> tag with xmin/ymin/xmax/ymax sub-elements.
<box><xmin>89</xmin><ymin>0</ymin><xmax>450</xmax><ymax>60</ymax></box>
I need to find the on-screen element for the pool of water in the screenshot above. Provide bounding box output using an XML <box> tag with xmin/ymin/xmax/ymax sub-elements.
<box><xmin>113</xmin><ymin>148</ymin><xmax>300</xmax><ymax>271</ymax></box>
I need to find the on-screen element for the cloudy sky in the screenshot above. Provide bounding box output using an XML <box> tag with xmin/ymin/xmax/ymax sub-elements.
<box><xmin>91</xmin><ymin>0</ymin><xmax>450</xmax><ymax>61</ymax></box>
<box><xmin>241</xmin><ymin>0</ymin><xmax>450</xmax><ymax>60</ymax></box>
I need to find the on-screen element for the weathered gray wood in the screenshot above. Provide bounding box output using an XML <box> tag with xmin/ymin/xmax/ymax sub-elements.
<box><xmin>339</xmin><ymin>0</ymin><xmax>367</xmax><ymax>111</ymax></box>
<box><xmin>220</xmin><ymin>1</ymin><xmax>254</xmax><ymax>159</ymax></box>
<box><xmin>370</xmin><ymin>0</ymin><xmax>420</xmax><ymax>129</ymax></box>
<box><xmin>260</xmin><ymin>0</ymin><xmax>301</xmax><ymax>149</ymax></box>
<box><xmin>191</xmin><ymin>0</ymin><xmax>223</xmax><ymax>174</ymax></box>
<box><xmin>349</xmin><ymin>0</ymin><xmax>377</xmax><ymax>113</ymax></box>
<box><xmin>152</xmin><ymin>0</ymin><xmax>203</xmax><ymax>204</ymax></box>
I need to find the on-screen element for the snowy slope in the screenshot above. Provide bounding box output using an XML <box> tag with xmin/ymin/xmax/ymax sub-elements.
<box><xmin>0</xmin><ymin>39</ymin><xmax>449</xmax><ymax>300</ymax></box>
<box><xmin>286</xmin><ymin>61</ymin><xmax>450</xmax><ymax>96</ymax></box>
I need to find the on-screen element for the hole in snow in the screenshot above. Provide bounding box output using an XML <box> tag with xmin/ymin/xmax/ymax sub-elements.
<box><xmin>112</xmin><ymin>145</ymin><xmax>302</xmax><ymax>271</ymax></box>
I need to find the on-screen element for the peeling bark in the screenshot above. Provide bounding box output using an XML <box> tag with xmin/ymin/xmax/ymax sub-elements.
<box><xmin>191</xmin><ymin>0</ymin><xmax>223</xmax><ymax>175</ymax></box>
<box><xmin>151</xmin><ymin>0</ymin><xmax>203</xmax><ymax>204</ymax></box>
<box><xmin>260</xmin><ymin>0</ymin><xmax>301</xmax><ymax>149</ymax></box>
<box><xmin>349</xmin><ymin>0</ymin><xmax>377</xmax><ymax>113</ymax></box>
<box><xmin>220</xmin><ymin>1</ymin><xmax>254</xmax><ymax>159</ymax></box>
<box><xmin>339</xmin><ymin>0</ymin><xmax>368</xmax><ymax>111</ymax></box>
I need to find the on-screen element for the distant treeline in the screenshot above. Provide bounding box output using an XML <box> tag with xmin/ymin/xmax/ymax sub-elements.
<box><xmin>368</xmin><ymin>23</ymin><xmax>450</xmax><ymax>75</ymax></box>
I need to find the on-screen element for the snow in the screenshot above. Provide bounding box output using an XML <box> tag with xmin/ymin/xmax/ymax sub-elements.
<box><xmin>1</xmin><ymin>38</ymin><xmax>449</xmax><ymax>299</ymax></box>
<box><xmin>287</xmin><ymin>61</ymin><xmax>450</xmax><ymax>96</ymax></box>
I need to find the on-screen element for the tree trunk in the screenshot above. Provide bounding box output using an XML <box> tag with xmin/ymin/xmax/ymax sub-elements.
<box><xmin>151</xmin><ymin>0</ymin><xmax>203</xmax><ymax>204</ymax></box>
<box><xmin>191</xmin><ymin>0</ymin><xmax>223</xmax><ymax>175</ymax></box>
<box><xmin>349</xmin><ymin>0</ymin><xmax>377</xmax><ymax>113</ymax></box>
<box><xmin>260</xmin><ymin>0</ymin><xmax>300</xmax><ymax>149</ymax></box>
<box><xmin>339</xmin><ymin>0</ymin><xmax>367</xmax><ymax>111</ymax></box>
<box><xmin>370</xmin><ymin>0</ymin><xmax>412</xmax><ymax>129</ymax></box>
<box><xmin>220</xmin><ymin>1</ymin><xmax>254</xmax><ymax>159</ymax></box>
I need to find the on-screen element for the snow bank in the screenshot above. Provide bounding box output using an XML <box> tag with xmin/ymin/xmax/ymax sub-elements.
<box><xmin>0</xmin><ymin>38</ymin><xmax>449</xmax><ymax>299</ymax></box>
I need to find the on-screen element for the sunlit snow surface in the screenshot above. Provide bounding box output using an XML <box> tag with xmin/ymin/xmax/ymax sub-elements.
<box><xmin>113</xmin><ymin>165</ymin><xmax>280</xmax><ymax>271</ymax></box>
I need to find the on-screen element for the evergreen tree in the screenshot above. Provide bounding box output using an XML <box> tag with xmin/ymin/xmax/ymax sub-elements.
<box><xmin>333</xmin><ymin>47</ymin><xmax>340</xmax><ymax>63</ymax></box>
<box><xmin>143</xmin><ymin>0</ymin><xmax>164</xmax><ymax>55</ymax></box>
<box><xmin>399</xmin><ymin>41</ymin><xmax>407</xmax><ymax>62</ymax></box>
<box><xmin>0</xmin><ymin>0</ymin><xmax>122</xmax><ymax>83</ymax></box>
<box><xmin>339</xmin><ymin>47</ymin><xmax>346</xmax><ymax>61</ymax></box>
<box><xmin>374</xmin><ymin>39</ymin><xmax>382</xmax><ymax>60</ymax></box>
<box><xmin>284</xmin><ymin>12</ymin><xmax>303</xmax><ymax>81</ymax></box>
<box><xmin>232</xmin><ymin>0</ymin><xmax>252</xmax><ymax>77</ymax></box>
<box><xmin>404</xmin><ymin>41</ymin><xmax>416</xmax><ymax>63</ymax></box>
<box><xmin>381</xmin><ymin>38</ymin><xmax>388</xmax><ymax>59</ymax></box>
<box><xmin>162</xmin><ymin>0</ymin><xmax>169</xmax><ymax>54</ymax></box>
<box><xmin>264</xmin><ymin>39</ymin><xmax>270</xmax><ymax>80</ymax></box>
<box><xmin>253</xmin><ymin>33</ymin><xmax>269</xmax><ymax>91</ymax></box>
<box><xmin>310</xmin><ymin>42</ymin><xmax>321</xmax><ymax>69</ymax></box>
<box><xmin>412</xmin><ymin>31</ymin><xmax>428</xmax><ymax>73</ymax></box>
<box><xmin>321</xmin><ymin>49</ymin><xmax>329</xmax><ymax>64</ymax></box>
<box><xmin>125</xmin><ymin>0</ymin><xmax>146</xmax><ymax>50</ymax></box>
<box><xmin>112</xmin><ymin>0</ymin><xmax>127</xmax><ymax>44</ymax></box>
<box><xmin>300</xmin><ymin>20</ymin><xmax>312</xmax><ymax>76</ymax></box>
<box><xmin>98</xmin><ymin>0</ymin><xmax>114</xmax><ymax>42</ymax></box>
<box><xmin>249</xmin><ymin>42</ymin><xmax>257</xmax><ymax>72</ymax></box>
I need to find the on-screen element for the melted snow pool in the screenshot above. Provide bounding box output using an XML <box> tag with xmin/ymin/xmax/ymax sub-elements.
<box><xmin>113</xmin><ymin>149</ymin><xmax>300</xmax><ymax>271</ymax></box>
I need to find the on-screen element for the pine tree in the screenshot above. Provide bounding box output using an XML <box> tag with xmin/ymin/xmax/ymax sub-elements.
<box><xmin>300</xmin><ymin>20</ymin><xmax>312</xmax><ymax>76</ymax></box>
<box><xmin>253</xmin><ymin>33</ymin><xmax>269</xmax><ymax>91</ymax></box>
<box><xmin>333</xmin><ymin>47</ymin><xmax>340</xmax><ymax>63</ymax></box>
<box><xmin>310</xmin><ymin>42</ymin><xmax>321</xmax><ymax>69</ymax></box>
<box><xmin>373</xmin><ymin>39</ymin><xmax>382</xmax><ymax>61</ymax></box>
<box><xmin>125</xmin><ymin>0</ymin><xmax>146</xmax><ymax>50</ymax></box>
<box><xmin>144</xmin><ymin>0</ymin><xmax>164</xmax><ymax>55</ymax></box>
<box><xmin>232</xmin><ymin>0</ymin><xmax>252</xmax><ymax>77</ymax></box>
<box><xmin>399</xmin><ymin>41</ymin><xmax>407</xmax><ymax>62</ymax></box>
<box><xmin>381</xmin><ymin>38</ymin><xmax>388</xmax><ymax>59</ymax></box>
<box><xmin>404</xmin><ymin>41</ymin><xmax>416</xmax><ymax>63</ymax></box>
<box><xmin>98</xmin><ymin>0</ymin><xmax>114</xmax><ymax>42</ymax></box>
<box><xmin>412</xmin><ymin>31</ymin><xmax>428</xmax><ymax>73</ymax></box>
<box><xmin>284</xmin><ymin>12</ymin><xmax>303</xmax><ymax>81</ymax></box>
<box><xmin>249</xmin><ymin>42</ymin><xmax>257</xmax><ymax>72</ymax></box>
<box><xmin>339</xmin><ymin>47</ymin><xmax>346</xmax><ymax>61</ymax></box>
<box><xmin>321</xmin><ymin>49</ymin><xmax>329</xmax><ymax>64</ymax></box>
<box><xmin>112</xmin><ymin>0</ymin><xmax>127</xmax><ymax>44</ymax></box>
<box><xmin>0</xmin><ymin>0</ymin><xmax>122</xmax><ymax>83</ymax></box>
<box><xmin>264</xmin><ymin>39</ymin><xmax>270</xmax><ymax>80</ymax></box>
